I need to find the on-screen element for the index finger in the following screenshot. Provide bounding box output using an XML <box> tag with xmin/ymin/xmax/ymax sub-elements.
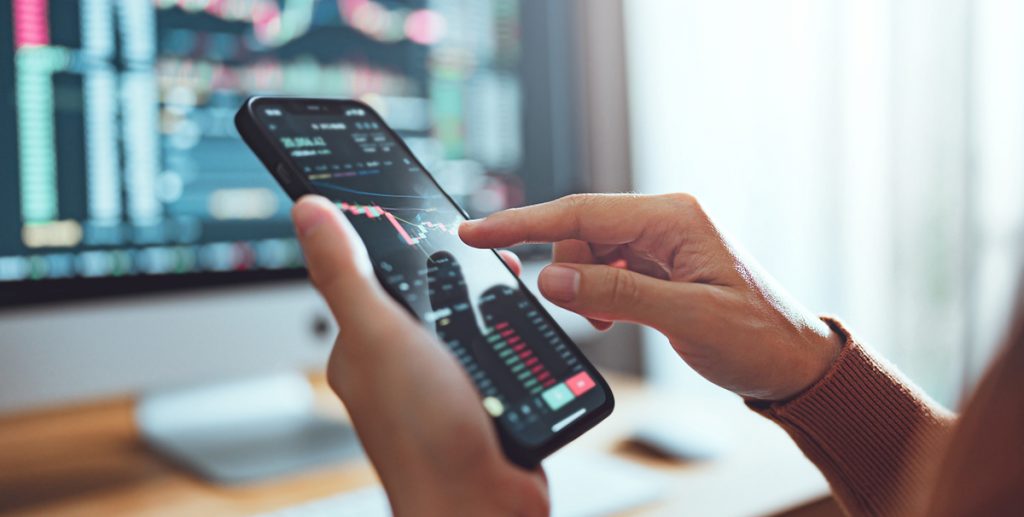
<box><xmin>459</xmin><ymin>193</ymin><xmax>693</xmax><ymax>249</ymax></box>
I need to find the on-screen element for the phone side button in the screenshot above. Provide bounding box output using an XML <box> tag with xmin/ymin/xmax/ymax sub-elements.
<box><xmin>274</xmin><ymin>163</ymin><xmax>293</xmax><ymax>185</ymax></box>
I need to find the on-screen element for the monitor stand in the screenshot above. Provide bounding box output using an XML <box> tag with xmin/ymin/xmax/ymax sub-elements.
<box><xmin>136</xmin><ymin>372</ymin><xmax>363</xmax><ymax>484</ymax></box>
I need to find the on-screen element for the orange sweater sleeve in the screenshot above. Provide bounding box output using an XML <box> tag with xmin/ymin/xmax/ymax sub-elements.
<box><xmin>747</xmin><ymin>318</ymin><xmax>956</xmax><ymax>516</ymax></box>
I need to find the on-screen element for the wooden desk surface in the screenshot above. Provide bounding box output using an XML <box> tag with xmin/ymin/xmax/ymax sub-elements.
<box><xmin>0</xmin><ymin>376</ymin><xmax>837</xmax><ymax>517</ymax></box>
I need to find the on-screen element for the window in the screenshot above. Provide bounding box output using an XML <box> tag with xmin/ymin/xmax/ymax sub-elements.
<box><xmin>625</xmin><ymin>0</ymin><xmax>1024</xmax><ymax>406</ymax></box>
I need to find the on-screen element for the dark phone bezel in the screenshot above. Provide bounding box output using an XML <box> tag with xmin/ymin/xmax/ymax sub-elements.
<box><xmin>235</xmin><ymin>96</ymin><xmax>614</xmax><ymax>468</ymax></box>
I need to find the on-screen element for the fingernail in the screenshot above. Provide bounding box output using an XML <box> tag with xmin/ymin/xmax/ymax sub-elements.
<box><xmin>293</xmin><ymin>201</ymin><xmax>330</xmax><ymax>237</ymax></box>
<box><xmin>460</xmin><ymin>218</ymin><xmax>484</xmax><ymax>230</ymax></box>
<box><xmin>540</xmin><ymin>265</ymin><xmax>580</xmax><ymax>303</ymax></box>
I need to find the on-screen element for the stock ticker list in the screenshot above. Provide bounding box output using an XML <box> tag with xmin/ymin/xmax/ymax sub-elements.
<box><xmin>266</xmin><ymin>107</ymin><xmax>599</xmax><ymax>440</ymax></box>
<box><xmin>1</xmin><ymin>0</ymin><xmax>523</xmax><ymax>284</ymax></box>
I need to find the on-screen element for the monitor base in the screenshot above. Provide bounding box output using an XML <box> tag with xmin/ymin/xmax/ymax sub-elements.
<box><xmin>136</xmin><ymin>373</ymin><xmax>362</xmax><ymax>484</ymax></box>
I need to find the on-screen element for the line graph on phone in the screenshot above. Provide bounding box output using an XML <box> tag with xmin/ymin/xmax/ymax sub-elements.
<box><xmin>336</xmin><ymin>200</ymin><xmax>459</xmax><ymax>247</ymax></box>
<box><xmin>311</xmin><ymin>178</ymin><xmax>462</xmax><ymax>256</ymax></box>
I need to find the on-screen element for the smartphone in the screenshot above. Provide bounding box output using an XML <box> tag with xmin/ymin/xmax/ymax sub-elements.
<box><xmin>235</xmin><ymin>96</ymin><xmax>613</xmax><ymax>467</ymax></box>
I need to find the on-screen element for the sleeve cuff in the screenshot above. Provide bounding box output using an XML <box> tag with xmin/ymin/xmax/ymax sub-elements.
<box><xmin>746</xmin><ymin>317</ymin><xmax>954</xmax><ymax>515</ymax></box>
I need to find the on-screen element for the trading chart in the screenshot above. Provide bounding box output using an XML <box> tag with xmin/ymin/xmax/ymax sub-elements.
<box><xmin>0</xmin><ymin>0</ymin><xmax>522</xmax><ymax>286</ymax></box>
<box><xmin>256</xmin><ymin>101</ymin><xmax>603</xmax><ymax>445</ymax></box>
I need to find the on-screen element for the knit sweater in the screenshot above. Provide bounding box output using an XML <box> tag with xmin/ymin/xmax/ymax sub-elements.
<box><xmin>748</xmin><ymin>317</ymin><xmax>1024</xmax><ymax>516</ymax></box>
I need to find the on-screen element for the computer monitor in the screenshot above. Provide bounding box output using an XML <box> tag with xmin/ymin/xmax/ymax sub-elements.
<box><xmin>0</xmin><ymin>0</ymin><xmax>590</xmax><ymax>481</ymax></box>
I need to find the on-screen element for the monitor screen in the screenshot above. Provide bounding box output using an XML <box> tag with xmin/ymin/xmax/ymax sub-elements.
<box><xmin>0</xmin><ymin>0</ymin><xmax>530</xmax><ymax>307</ymax></box>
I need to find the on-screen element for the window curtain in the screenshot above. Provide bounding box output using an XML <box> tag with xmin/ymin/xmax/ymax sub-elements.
<box><xmin>623</xmin><ymin>0</ymin><xmax>1024</xmax><ymax>406</ymax></box>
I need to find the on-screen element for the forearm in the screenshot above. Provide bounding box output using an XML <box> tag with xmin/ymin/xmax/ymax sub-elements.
<box><xmin>747</xmin><ymin>318</ymin><xmax>956</xmax><ymax>516</ymax></box>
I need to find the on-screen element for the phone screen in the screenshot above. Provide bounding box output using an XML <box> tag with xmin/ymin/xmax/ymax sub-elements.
<box><xmin>254</xmin><ymin>101</ymin><xmax>608</xmax><ymax>447</ymax></box>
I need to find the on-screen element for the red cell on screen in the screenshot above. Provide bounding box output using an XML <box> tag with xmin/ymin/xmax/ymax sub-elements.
<box><xmin>565</xmin><ymin>371</ymin><xmax>596</xmax><ymax>396</ymax></box>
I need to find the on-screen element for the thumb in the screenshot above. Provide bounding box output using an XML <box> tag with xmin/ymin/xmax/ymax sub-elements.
<box><xmin>291</xmin><ymin>195</ymin><xmax>405</xmax><ymax>333</ymax></box>
<box><xmin>537</xmin><ymin>263</ymin><xmax>702</xmax><ymax>333</ymax></box>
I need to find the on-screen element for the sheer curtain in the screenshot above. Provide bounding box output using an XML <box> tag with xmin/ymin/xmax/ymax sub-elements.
<box><xmin>623</xmin><ymin>0</ymin><xmax>1024</xmax><ymax>405</ymax></box>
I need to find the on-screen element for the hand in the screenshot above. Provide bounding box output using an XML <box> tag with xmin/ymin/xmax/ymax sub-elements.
<box><xmin>291</xmin><ymin>195</ymin><xmax>547</xmax><ymax>516</ymax></box>
<box><xmin>460</xmin><ymin>193</ymin><xmax>842</xmax><ymax>401</ymax></box>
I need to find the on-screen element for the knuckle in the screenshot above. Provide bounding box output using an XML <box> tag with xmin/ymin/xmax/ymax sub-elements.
<box><xmin>564</xmin><ymin>192</ymin><xmax>615</xmax><ymax>214</ymax></box>
<box><xmin>326</xmin><ymin>345</ymin><xmax>344</xmax><ymax>394</ymax></box>
<box><xmin>561</xmin><ymin>193</ymin><xmax>594</xmax><ymax>237</ymax></box>
<box><xmin>606</xmin><ymin>268</ymin><xmax>641</xmax><ymax>307</ymax></box>
<box><xmin>661</xmin><ymin>192</ymin><xmax>701</xmax><ymax>211</ymax></box>
<box><xmin>562</xmin><ymin>192</ymin><xmax>592</xmax><ymax>207</ymax></box>
<box><xmin>660</xmin><ymin>193</ymin><xmax>712</xmax><ymax>235</ymax></box>
<box><xmin>561</xmin><ymin>193</ymin><xmax>587</xmax><ymax>220</ymax></box>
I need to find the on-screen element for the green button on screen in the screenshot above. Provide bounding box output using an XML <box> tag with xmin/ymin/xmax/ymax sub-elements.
<box><xmin>541</xmin><ymin>383</ymin><xmax>575</xmax><ymax>410</ymax></box>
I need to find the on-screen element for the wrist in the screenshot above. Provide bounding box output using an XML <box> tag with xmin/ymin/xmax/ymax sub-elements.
<box><xmin>771</xmin><ymin>319</ymin><xmax>844</xmax><ymax>402</ymax></box>
<box><xmin>808</xmin><ymin>325</ymin><xmax>843</xmax><ymax>387</ymax></box>
<box><xmin>794</xmin><ymin>323</ymin><xmax>843</xmax><ymax>399</ymax></box>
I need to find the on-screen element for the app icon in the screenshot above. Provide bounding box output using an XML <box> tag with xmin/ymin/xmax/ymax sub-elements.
<box><xmin>541</xmin><ymin>384</ymin><xmax>575</xmax><ymax>410</ymax></box>
<box><xmin>566</xmin><ymin>371</ymin><xmax>596</xmax><ymax>396</ymax></box>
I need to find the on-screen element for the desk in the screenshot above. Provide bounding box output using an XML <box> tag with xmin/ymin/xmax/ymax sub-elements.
<box><xmin>0</xmin><ymin>376</ymin><xmax>838</xmax><ymax>516</ymax></box>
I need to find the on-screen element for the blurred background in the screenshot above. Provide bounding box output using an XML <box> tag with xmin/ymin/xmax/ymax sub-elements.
<box><xmin>1</xmin><ymin>0</ymin><xmax>1022</xmax><ymax>516</ymax></box>
<box><xmin>627</xmin><ymin>0</ymin><xmax>1024</xmax><ymax>407</ymax></box>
